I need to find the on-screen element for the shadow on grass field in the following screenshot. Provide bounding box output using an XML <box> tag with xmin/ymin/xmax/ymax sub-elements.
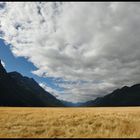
<box><xmin>0</xmin><ymin>107</ymin><xmax>140</xmax><ymax>138</ymax></box>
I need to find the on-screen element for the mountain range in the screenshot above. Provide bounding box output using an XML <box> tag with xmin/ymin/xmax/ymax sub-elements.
<box><xmin>80</xmin><ymin>84</ymin><xmax>140</xmax><ymax>107</ymax></box>
<box><xmin>0</xmin><ymin>59</ymin><xmax>140</xmax><ymax>107</ymax></box>
<box><xmin>0</xmin><ymin>60</ymin><xmax>64</xmax><ymax>107</ymax></box>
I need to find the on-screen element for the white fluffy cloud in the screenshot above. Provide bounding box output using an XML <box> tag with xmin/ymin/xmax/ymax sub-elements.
<box><xmin>0</xmin><ymin>2</ymin><xmax>140</xmax><ymax>102</ymax></box>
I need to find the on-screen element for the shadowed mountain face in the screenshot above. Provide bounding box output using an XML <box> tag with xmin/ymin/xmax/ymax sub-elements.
<box><xmin>80</xmin><ymin>85</ymin><xmax>140</xmax><ymax>107</ymax></box>
<box><xmin>0</xmin><ymin>60</ymin><xmax>64</xmax><ymax>107</ymax></box>
<box><xmin>0</xmin><ymin>59</ymin><xmax>140</xmax><ymax>107</ymax></box>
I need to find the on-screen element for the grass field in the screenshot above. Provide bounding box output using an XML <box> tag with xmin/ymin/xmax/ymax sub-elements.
<box><xmin>0</xmin><ymin>107</ymin><xmax>140</xmax><ymax>138</ymax></box>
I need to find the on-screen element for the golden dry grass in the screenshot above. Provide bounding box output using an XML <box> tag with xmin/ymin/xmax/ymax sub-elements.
<box><xmin>0</xmin><ymin>107</ymin><xmax>140</xmax><ymax>138</ymax></box>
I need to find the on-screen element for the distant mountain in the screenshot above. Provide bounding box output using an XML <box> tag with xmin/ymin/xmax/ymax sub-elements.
<box><xmin>80</xmin><ymin>84</ymin><xmax>140</xmax><ymax>107</ymax></box>
<box><xmin>61</xmin><ymin>100</ymin><xmax>84</xmax><ymax>107</ymax></box>
<box><xmin>0</xmin><ymin>60</ymin><xmax>64</xmax><ymax>107</ymax></box>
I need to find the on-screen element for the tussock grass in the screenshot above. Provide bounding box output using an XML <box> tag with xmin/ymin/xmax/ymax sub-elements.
<box><xmin>0</xmin><ymin>107</ymin><xmax>140</xmax><ymax>138</ymax></box>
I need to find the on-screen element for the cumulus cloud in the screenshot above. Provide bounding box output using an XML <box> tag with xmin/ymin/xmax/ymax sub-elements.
<box><xmin>0</xmin><ymin>2</ymin><xmax>140</xmax><ymax>102</ymax></box>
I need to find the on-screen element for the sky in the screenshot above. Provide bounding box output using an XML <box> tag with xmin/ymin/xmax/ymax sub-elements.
<box><xmin>0</xmin><ymin>2</ymin><xmax>140</xmax><ymax>103</ymax></box>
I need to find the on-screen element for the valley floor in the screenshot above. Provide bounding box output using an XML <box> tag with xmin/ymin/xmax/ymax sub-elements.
<box><xmin>0</xmin><ymin>107</ymin><xmax>140</xmax><ymax>138</ymax></box>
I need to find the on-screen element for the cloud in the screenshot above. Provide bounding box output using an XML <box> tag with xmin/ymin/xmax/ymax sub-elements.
<box><xmin>0</xmin><ymin>2</ymin><xmax>140</xmax><ymax>102</ymax></box>
<box><xmin>1</xmin><ymin>60</ymin><xmax>5</xmax><ymax>67</ymax></box>
<box><xmin>39</xmin><ymin>82</ymin><xmax>61</xmax><ymax>98</ymax></box>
